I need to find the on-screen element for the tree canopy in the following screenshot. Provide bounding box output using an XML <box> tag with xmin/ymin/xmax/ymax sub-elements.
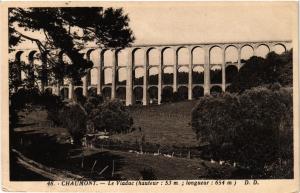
<box><xmin>228</xmin><ymin>50</ymin><xmax>292</xmax><ymax>92</ymax></box>
<box><xmin>9</xmin><ymin>7</ymin><xmax>135</xmax><ymax>85</ymax></box>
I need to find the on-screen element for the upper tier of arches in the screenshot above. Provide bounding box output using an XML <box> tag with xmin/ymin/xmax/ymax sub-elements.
<box><xmin>12</xmin><ymin>41</ymin><xmax>291</xmax><ymax>69</ymax></box>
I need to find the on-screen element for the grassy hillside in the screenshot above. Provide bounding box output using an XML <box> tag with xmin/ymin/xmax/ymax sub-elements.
<box><xmin>111</xmin><ymin>100</ymin><xmax>199</xmax><ymax>147</ymax></box>
<box><xmin>12</xmin><ymin>106</ymin><xmax>237</xmax><ymax>180</ymax></box>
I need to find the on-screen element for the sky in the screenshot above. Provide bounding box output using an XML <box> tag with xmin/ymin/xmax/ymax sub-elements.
<box><xmin>15</xmin><ymin>2</ymin><xmax>296</xmax><ymax>83</ymax></box>
<box><xmin>121</xmin><ymin>2</ymin><xmax>294</xmax><ymax>45</ymax></box>
<box><xmin>94</xmin><ymin>2</ymin><xmax>296</xmax><ymax>82</ymax></box>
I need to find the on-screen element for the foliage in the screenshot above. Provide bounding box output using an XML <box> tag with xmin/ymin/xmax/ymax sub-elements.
<box><xmin>191</xmin><ymin>86</ymin><xmax>293</xmax><ymax>177</ymax></box>
<box><xmin>229</xmin><ymin>50</ymin><xmax>293</xmax><ymax>92</ymax></box>
<box><xmin>59</xmin><ymin>103</ymin><xmax>87</xmax><ymax>145</ymax></box>
<box><xmin>9</xmin><ymin>88</ymin><xmax>64</xmax><ymax>127</ymax></box>
<box><xmin>51</xmin><ymin>94</ymin><xmax>132</xmax><ymax>138</ymax></box>
<box><xmin>10</xmin><ymin>88</ymin><xmax>63</xmax><ymax>111</ymax></box>
<box><xmin>88</xmin><ymin>100</ymin><xmax>133</xmax><ymax>134</ymax></box>
<box><xmin>9</xmin><ymin>7</ymin><xmax>135</xmax><ymax>86</ymax></box>
<box><xmin>192</xmin><ymin>93</ymin><xmax>239</xmax><ymax>148</ymax></box>
<box><xmin>83</xmin><ymin>94</ymin><xmax>103</xmax><ymax>115</ymax></box>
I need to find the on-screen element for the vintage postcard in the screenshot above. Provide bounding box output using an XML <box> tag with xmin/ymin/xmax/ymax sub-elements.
<box><xmin>0</xmin><ymin>1</ymin><xmax>299</xmax><ymax>193</ymax></box>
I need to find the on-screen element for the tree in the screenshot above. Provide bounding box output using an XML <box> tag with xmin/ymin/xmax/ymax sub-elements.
<box><xmin>59</xmin><ymin>103</ymin><xmax>88</xmax><ymax>145</ymax></box>
<box><xmin>191</xmin><ymin>86</ymin><xmax>293</xmax><ymax>178</ymax></box>
<box><xmin>228</xmin><ymin>50</ymin><xmax>293</xmax><ymax>93</ymax></box>
<box><xmin>191</xmin><ymin>93</ymin><xmax>240</xmax><ymax>159</ymax></box>
<box><xmin>88</xmin><ymin>100</ymin><xmax>133</xmax><ymax>134</ymax></box>
<box><xmin>9</xmin><ymin>7</ymin><xmax>135</xmax><ymax>90</ymax></box>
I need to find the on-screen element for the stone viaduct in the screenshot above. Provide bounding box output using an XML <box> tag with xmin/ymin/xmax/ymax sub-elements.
<box><xmin>11</xmin><ymin>40</ymin><xmax>292</xmax><ymax>106</ymax></box>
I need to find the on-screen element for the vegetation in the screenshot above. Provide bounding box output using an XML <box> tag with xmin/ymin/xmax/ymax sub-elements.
<box><xmin>87</xmin><ymin>100</ymin><xmax>133</xmax><ymax>134</ymax></box>
<box><xmin>192</xmin><ymin>85</ymin><xmax>293</xmax><ymax>178</ymax></box>
<box><xmin>59</xmin><ymin>103</ymin><xmax>87</xmax><ymax>146</ymax></box>
<box><xmin>191</xmin><ymin>49</ymin><xmax>293</xmax><ymax>178</ymax></box>
<box><xmin>229</xmin><ymin>50</ymin><xmax>292</xmax><ymax>92</ymax></box>
<box><xmin>9</xmin><ymin>7</ymin><xmax>135</xmax><ymax>87</ymax></box>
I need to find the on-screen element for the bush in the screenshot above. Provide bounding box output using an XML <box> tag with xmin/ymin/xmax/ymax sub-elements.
<box><xmin>59</xmin><ymin>103</ymin><xmax>87</xmax><ymax>145</ymax></box>
<box><xmin>88</xmin><ymin>100</ymin><xmax>133</xmax><ymax>134</ymax></box>
<box><xmin>192</xmin><ymin>86</ymin><xmax>293</xmax><ymax>177</ymax></box>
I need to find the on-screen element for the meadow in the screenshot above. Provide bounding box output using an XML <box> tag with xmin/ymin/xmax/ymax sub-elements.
<box><xmin>111</xmin><ymin>100</ymin><xmax>200</xmax><ymax>148</ymax></box>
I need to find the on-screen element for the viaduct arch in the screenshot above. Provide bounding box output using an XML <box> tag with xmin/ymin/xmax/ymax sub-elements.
<box><xmin>11</xmin><ymin>40</ymin><xmax>292</xmax><ymax>106</ymax></box>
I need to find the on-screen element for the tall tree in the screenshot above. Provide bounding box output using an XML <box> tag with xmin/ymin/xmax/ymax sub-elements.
<box><xmin>9</xmin><ymin>7</ymin><xmax>135</xmax><ymax>88</ymax></box>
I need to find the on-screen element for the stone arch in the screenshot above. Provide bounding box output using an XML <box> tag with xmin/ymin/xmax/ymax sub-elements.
<box><xmin>117</xmin><ymin>68</ymin><xmax>127</xmax><ymax>85</ymax></box>
<box><xmin>256</xmin><ymin>44</ymin><xmax>270</xmax><ymax>58</ymax></box>
<box><xmin>14</xmin><ymin>51</ymin><xmax>24</xmax><ymax>81</ymax></box>
<box><xmin>103</xmin><ymin>49</ymin><xmax>114</xmax><ymax>66</ymax></box>
<box><xmin>178</xmin><ymin>86</ymin><xmax>188</xmax><ymax>100</ymax></box>
<box><xmin>88</xmin><ymin>49</ymin><xmax>100</xmax><ymax>72</ymax></box>
<box><xmin>134</xmin><ymin>67</ymin><xmax>144</xmax><ymax>85</ymax></box>
<box><xmin>19</xmin><ymin>50</ymin><xmax>31</xmax><ymax>63</ymax></box>
<box><xmin>210</xmin><ymin>85</ymin><xmax>222</xmax><ymax>94</ymax></box>
<box><xmin>29</xmin><ymin>51</ymin><xmax>43</xmax><ymax>68</ymax></box>
<box><xmin>161</xmin><ymin>86</ymin><xmax>173</xmax><ymax>102</ymax></box>
<box><xmin>40</xmin><ymin>50</ymin><xmax>50</xmax><ymax>86</ymax></box>
<box><xmin>192</xmin><ymin>86</ymin><xmax>204</xmax><ymax>98</ymax></box>
<box><xmin>86</xmin><ymin>49</ymin><xmax>96</xmax><ymax>61</ymax></box>
<box><xmin>28</xmin><ymin>50</ymin><xmax>38</xmax><ymax>63</ymax></box>
<box><xmin>178</xmin><ymin>66</ymin><xmax>189</xmax><ymax>84</ymax></box>
<box><xmin>225</xmin><ymin>45</ymin><xmax>238</xmax><ymax>63</ymax></box>
<box><xmin>15</xmin><ymin>51</ymin><xmax>24</xmax><ymax>61</ymax></box>
<box><xmin>162</xmin><ymin>47</ymin><xmax>174</xmax><ymax>65</ymax></box>
<box><xmin>133</xmin><ymin>86</ymin><xmax>143</xmax><ymax>104</ymax></box>
<box><xmin>117</xmin><ymin>49</ymin><xmax>127</xmax><ymax>66</ymax></box>
<box><xmin>60</xmin><ymin>87</ymin><xmax>69</xmax><ymax>99</ymax></box>
<box><xmin>132</xmin><ymin>48</ymin><xmax>144</xmax><ymax>66</ymax></box>
<box><xmin>192</xmin><ymin>66</ymin><xmax>204</xmax><ymax>84</ymax></box>
<box><xmin>59</xmin><ymin>52</ymin><xmax>72</xmax><ymax>85</ymax></box>
<box><xmin>177</xmin><ymin>47</ymin><xmax>189</xmax><ymax>65</ymax></box>
<box><xmin>102</xmin><ymin>87</ymin><xmax>111</xmax><ymax>99</ymax></box>
<box><xmin>192</xmin><ymin>86</ymin><xmax>204</xmax><ymax>99</ymax></box>
<box><xmin>192</xmin><ymin>46</ymin><xmax>204</xmax><ymax>65</ymax></box>
<box><xmin>149</xmin><ymin>67</ymin><xmax>159</xmax><ymax>85</ymax></box>
<box><xmin>27</xmin><ymin>50</ymin><xmax>41</xmax><ymax>86</ymax></box>
<box><xmin>147</xmin><ymin>47</ymin><xmax>160</xmax><ymax>66</ymax></box>
<box><xmin>210</xmin><ymin>65</ymin><xmax>222</xmax><ymax>84</ymax></box>
<box><xmin>209</xmin><ymin>46</ymin><xmax>222</xmax><ymax>65</ymax></box>
<box><xmin>104</xmin><ymin>68</ymin><xmax>112</xmax><ymax>85</ymax></box>
<box><xmin>225</xmin><ymin>65</ymin><xmax>238</xmax><ymax>83</ymax></box>
<box><xmin>273</xmin><ymin>43</ymin><xmax>286</xmax><ymax>54</ymax></box>
<box><xmin>90</xmin><ymin>67</ymin><xmax>98</xmax><ymax>85</ymax></box>
<box><xmin>148</xmin><ymin>86</ymin><xmax>158</xmax><ymax>104</ymax></box>
<box><xmin>116</xmin><ymin>87</ymin><xmax>126</xmax><ymax>100</ymax></box>
<box><xmin>241</xmin><ymin>45</ymin><xmax>254</xmax><ymax>62</ymax></box>
<box><xmin>163</xmin><ymin>66</ymin><xmax>173</xmax><ymax>84</ymax></box>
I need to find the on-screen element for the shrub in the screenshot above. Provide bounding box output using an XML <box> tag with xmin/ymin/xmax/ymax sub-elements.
<box><xmin>88</xmin><ymin>100</ymin><xmax>133</xmax><ymax>134</ymax></box>
<box><xmin>192</xmin><ymin>93</ymin><xmax>240</xmax><ymax>159</ymax></box>
<box><xmin>59</xmin><ymin>103</ymin><xmax>87</xmax><ymax>146</ymax></box>
<box><xmin>192</xmin><ymin>86</ymin><xmax>293</xmax><ymax>177</ymax></box>
<box><xmin>235</xmin><ymin>87</ymin><xmax>292</xmax><ymax>173</ymax></box>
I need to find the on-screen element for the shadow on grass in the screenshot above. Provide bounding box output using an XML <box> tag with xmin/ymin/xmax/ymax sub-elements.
<box><xmin>10</xmin><ymin>129</ymin><xmax>125</xmax><ymax>181</ymax></box>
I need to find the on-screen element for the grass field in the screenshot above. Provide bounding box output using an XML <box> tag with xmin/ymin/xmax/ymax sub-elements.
<box><xmin>11</xmin><ymin>104</ymin><xmax>238</xmax><ymax>180</ymax></box>
<box><xmin>111</xmin><ymin>100</ymin><xmax>200</xmax><ymax>148</ymax></box>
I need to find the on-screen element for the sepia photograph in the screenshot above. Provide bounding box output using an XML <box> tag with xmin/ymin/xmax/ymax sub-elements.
<box><xmin>1</xmin><ymin>1</ymin><xmax>299</xmax><ymax>193</ymax></box>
